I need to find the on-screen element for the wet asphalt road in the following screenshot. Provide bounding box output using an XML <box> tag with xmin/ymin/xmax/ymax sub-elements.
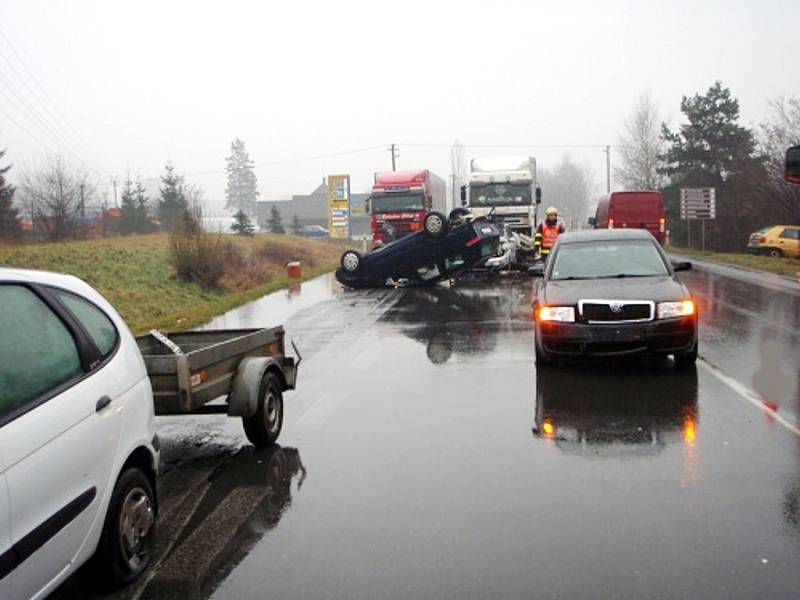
<box><xmin>58</xmin><ymin>264</ymin><xmax>800</xmax><ymax>599</ymax></box>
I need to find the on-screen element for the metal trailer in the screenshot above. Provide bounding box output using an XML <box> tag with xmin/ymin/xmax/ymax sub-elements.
<box><xmin>136</xmin><ymin>327</ymin><xmax>300</xmax><ymax>447</ymax></box>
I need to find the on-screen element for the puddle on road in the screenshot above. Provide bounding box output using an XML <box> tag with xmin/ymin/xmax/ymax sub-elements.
<box><xmin>200</xmin><ymin>272</ymin><xmax>341</xmax><ymax>330</ymax></box>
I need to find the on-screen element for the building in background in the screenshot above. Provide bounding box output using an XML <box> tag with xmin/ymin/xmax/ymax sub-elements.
<box><xmin>256</xmin><ymin>180</ymin><xmax>369</xmax><ymax>237</ymax></box>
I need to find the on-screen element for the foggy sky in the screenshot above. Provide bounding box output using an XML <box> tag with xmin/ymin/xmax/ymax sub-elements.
<box><xmin>0</xmin><ymin>0</ymin><xmax>797</xmax><ymax>211</ymax></box>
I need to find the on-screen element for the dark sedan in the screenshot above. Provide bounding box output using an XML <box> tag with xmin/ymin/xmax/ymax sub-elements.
<box><xmin>336</xmin><ymin>211</ymin><xmax>501</xmax><ymax>288</ymax></box>
<box><xmin>530</xmin><ymin>229</ymin><xmax>697</xmax><ymax>366</ymax></box>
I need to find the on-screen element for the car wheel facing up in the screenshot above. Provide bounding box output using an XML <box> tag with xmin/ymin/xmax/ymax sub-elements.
<box><xmin>341</xmin><ymin>250</ymin><xmax>363</xmax><ymax>273</ymax></box>
<box><xmin>424</xmin><ymin>212</ymin><xmax>448</xmax><ymax>239</ymax></box>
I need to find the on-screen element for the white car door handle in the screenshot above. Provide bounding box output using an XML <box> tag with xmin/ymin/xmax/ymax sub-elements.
<box><xmin>95</xmin><ymin>396</ymin><xmax>112</xmax><ymax>412</ymax></box>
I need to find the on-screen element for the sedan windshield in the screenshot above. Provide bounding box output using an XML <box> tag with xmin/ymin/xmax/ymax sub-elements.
<box><xmin>550</xmin><ymin>239</ymin><xmax>669</xmax><ymax>280</ymax></box>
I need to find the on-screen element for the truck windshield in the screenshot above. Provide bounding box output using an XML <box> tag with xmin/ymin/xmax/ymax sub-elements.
<box><xmin>371</xmin><ymin>193</ymin><xmax>425</xmax><ymax>213</ymax></box>
<box><xmin>469</xmin><ymin>183</ymin><xmax>531</xmax><ymax>206</ymax></box>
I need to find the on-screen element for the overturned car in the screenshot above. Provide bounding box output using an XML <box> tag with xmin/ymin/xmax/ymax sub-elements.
<box><xmin>335</xmin><ymin>211</ymin><xmax>501</xmax><ymax>288</ymax></box>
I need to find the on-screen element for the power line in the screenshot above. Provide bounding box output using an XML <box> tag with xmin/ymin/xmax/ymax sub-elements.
<box><xmin>0</xmin><ymin>29</ymin><xmax>95</xmax><ymax>154</ymax></box>
<box><xmin>401</xmin><ymin>142</ymin><xmax>612</xmax><ymax>149</ymax></box>
<box><xmin>185</xmin><ymin>145</ymin><xmax>386</xmax><ymax>177</ymax></box>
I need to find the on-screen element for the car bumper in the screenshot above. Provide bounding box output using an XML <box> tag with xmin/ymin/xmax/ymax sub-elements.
<box><xmin>537</xmin><ymin>316</ymin><xmax>697</xmax><ymax>358</ymax></box>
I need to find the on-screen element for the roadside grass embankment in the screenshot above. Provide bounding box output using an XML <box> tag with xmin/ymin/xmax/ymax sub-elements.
<box><xmin>667</xmin><ymin>246</ymin><xmax>800</xmax><ymax>279</ymax></box>
<box><xmin>0</xmin><ymin>233</ymin><xmax>343</xmax><ymax>334</ymax></box>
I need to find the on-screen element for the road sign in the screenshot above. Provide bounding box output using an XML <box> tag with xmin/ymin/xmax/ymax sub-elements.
<box><xmin>680</xmin><ymin>188</ymin><xmax>716</xmax><ymax>220</ymax></box>
<box><xmin>326</xmin><ymin>175</ymin><xmax>351</xmax><ymax>239</ymax></box>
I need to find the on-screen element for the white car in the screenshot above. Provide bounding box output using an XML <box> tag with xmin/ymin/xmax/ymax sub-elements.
<box><xmin>0</xmin><ymin>268</ymin><xmax>159</xmax><ymax>599</ymax></box>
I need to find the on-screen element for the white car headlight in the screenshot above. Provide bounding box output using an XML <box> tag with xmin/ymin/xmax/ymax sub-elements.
<box><xmin>657</xmin><ymin>300</ymin><xmax>695</xmax><ymax>319</ymax></box>
<box><xmin>538</xmin><ymin>306</ymin><xmax>576</xmax><ymax>322</ymax></box>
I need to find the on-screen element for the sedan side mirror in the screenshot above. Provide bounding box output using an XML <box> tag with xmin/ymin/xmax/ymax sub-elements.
<box><xmin>786</xmin><ymin>145</ymin><xmax>800</xmax><ymax>184</ymax></box>
<box><xmin>672</xmin><ymin>261</ymin><xmax>692</xmax><ymax>272</ymax></box>
<box><xmin>528</xmin><ymin>263</ymin><xmax>545</xmax><ymax>277</ymax></box>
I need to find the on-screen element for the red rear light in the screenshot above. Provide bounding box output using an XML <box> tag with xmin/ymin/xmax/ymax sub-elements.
<box><xmin>659</xmin><ymin>217</ymin><xmax>666</xmax><ymax>233</ymax></box>
<box><xmin>466</xmin><ymin>235</ymin><xmax>481</xmax><ymax>247</ymax></box>
<box><xmin>751</xmin><ymin>235</ymin><xmax>766</xmax><ymax>243</ymax></box>
<box><xmin>608</xmin><ymin>218</ymin><xmax>614</xmax><ymax>229</ymax></box>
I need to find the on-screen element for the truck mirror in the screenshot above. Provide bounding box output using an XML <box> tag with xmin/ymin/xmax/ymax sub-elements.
<box><xmin>535</xmin><ymin>187</ymin><xmax>542</xmax><ymax>204</ymax></box>
<box><xmin>786</xmin><ymin>145</ymin><xmax>800</xmax><ymax>184</ymax></box>
<box><xmin>365</xmin><ymin>198</ymin><xmax>371</xmax><ymax>214</ymax></box>
<box><xmin>588</xmin><ymin>217</ymin><xmax>596</xmax><ymax>227</ymax></box>
<box><xmin>460</xmin><ymin>185</ymin><xmax>467</xmax><ymax>206</ymax></box>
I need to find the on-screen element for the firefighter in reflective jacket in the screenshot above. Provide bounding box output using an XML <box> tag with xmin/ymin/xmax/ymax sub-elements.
<box><xmin>534</xmin><ymin>206</ymin><xmax>566</xmax><ymax>258</ymax></box>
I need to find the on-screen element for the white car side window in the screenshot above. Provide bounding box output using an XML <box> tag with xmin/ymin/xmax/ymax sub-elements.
<box><xmin>0</xmin><ymin>285</ymin><xmax>82</xmax><ymax>422</ymax></box>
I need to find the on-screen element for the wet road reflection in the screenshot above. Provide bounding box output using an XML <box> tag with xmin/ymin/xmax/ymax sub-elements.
<box><xmin>137</xmin><ymin>445</ymin><xmax>305</xmax><ymax>599</ymax></box>
<box><xmin>533</xmin><ymin>365</ymin><xmax>698</xmax><ymax>457</ymax></box>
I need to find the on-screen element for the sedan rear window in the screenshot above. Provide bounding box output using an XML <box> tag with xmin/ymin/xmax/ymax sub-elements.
<box><xmin>551</xmin><ymin>239</ymin><xmax>669</xmax><ymax>280</ymax></box>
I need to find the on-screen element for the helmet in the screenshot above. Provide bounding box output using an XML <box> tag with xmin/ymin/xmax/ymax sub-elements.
<box><xmin>545</xmin><ymin>206</ymin><xmax>558</xmax><ymax>216</ymax></box>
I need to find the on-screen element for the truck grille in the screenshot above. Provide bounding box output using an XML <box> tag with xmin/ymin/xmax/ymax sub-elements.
<box><xmin>580</xmin><ymin>301</ymin><xmax>654</xmax><ymax>323</ymax></box>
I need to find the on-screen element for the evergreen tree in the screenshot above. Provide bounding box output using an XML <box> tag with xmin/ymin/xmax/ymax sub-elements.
<box><xmin>225</xmin><ymin>138</ymin><xmax>259</xmax><ymax>215</ymax></box>
<box><xmin>290</xmin><ymin>213</ymin><xmax>303</xmax><ymax>235</ymax></box>
<box><xmin>0</xmin><ymin>148</ymin><xmax>20</xmax><ymax>240</ymax></box>
<box><xmin>119</xmin><ymin>176</ymin><xmax>138</xmax><ymax>233</ymax></box>
<box><xmin>231</xmin><ymin>209</ymin><xmax>255</xmax><ymax>236</ymax></box>
<box><xmin>268</xmin><ymin>205</ymin><xmax>285</xmax><ymax>234</ymax></box>
<box><xmin>659</xmin><ymin>82</ymin><xmax>762</xmax><ymax>251</ymax></box>
<box><xmin>158</xmin><ymin>162</ymin><xmax>189</xmax><ymax>229</ymax></box>
<box><xmin>134</xmin><ymin>179</ymin><xmax>151</xmax><ymax>232</ymax></box>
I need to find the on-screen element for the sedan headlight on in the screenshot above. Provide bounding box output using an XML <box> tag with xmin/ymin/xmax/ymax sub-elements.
<box><xmin>538</xmin><ymin>306</ymin><xmax>576</xmax><ymax>322</ymax></box>
<box><xmin>657</xmin><ymin>300</ymin><xmax>695</xmax><ymax>319</ymax></box>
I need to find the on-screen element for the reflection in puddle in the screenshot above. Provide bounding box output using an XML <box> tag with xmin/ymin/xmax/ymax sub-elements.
<box><xmin>532</xmin><ymin>365</ymin><xmax>699</xmax><ymax>459</ymax></box>
<box><xmin>141</xmin><ymin>445</ymin><xmax>305</xmax><ymax>600</ymax></box>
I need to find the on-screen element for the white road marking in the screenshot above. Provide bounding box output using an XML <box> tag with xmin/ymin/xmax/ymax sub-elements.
<box><xmin>698</xmin><ymin>358</ymin><xmax>800</xmax><ymax>438</ymax></box>
<box><xmin>293</xmin><ymin>393</ymin><xmax>344</xmax><ymax>432</ymax></box>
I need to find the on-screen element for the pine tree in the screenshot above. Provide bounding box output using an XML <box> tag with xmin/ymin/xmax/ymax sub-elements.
<box><xmin>290</xmin><ymin>213</ymin><xmax>303</xmax><ymax>235</ymax></box>
<box><xmin>268</xmin><ymin>205</ymin><xmax>285</xmax><ymax>234</ymax></box>
<box><xmin>134</xmin><ymin>179</ymin><xmax>151</xmax><ymax>233</ymax></box>
<box><xmin>231</xmin><ymin>209</ymin><xmax>255</xmax><ymax>236</ymax></box>
<box><xmin>225</xmin><ymin>138</ymin><xmax>259</xmax><ymax>215</ymax></box>
<box><xmin>0</xmin><ymin>148</ymin><xmax>20</xmax><ymax>240</ymax></box>
<box><xmin>158</xmin><ymin>162</ymin><xmax>189</xmax><ymax>229</ymax></box>
<box><xmin>119</xmin><ymin>176</ymin><xmax>138</xmax><ymax>233</ymax></box>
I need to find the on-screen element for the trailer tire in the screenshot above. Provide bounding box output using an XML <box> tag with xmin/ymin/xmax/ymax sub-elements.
<box><xmin>243</xmin><ymin>372</ymin><xmax>283</xmax><ymax>447</ymax></box>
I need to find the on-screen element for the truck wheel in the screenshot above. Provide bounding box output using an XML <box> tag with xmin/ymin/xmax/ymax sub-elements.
<box><xmin>767</xmin><ymin>248</ymin><xmax>783</xmax><ymax>258</ymax></box>
<box><xmin>341</xmin><ymin>250</ymin><xmax>363</xmax><ymax>273</ymax></box>
<box><xmin>243</xmin><ymin>372</ymin><xmax>283</xmax><ymax>447</ymax></box>
<box><xmin>90</xmin><ymin>468</ymin><xmax>156</xmax><ymax>590</ymax></box>
<box><xmin>423</xmin><ymin>212</ymin><xmax>448</xmax><ymax>239</ymax></box>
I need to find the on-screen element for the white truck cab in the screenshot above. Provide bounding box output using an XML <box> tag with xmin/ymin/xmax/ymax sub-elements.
<box><xmin>462</xmin><ymin>155</ymin><xmax>541</xmax><ymax>236</ymax></box>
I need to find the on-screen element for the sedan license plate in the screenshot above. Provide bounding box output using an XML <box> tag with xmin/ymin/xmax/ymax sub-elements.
<box><xmin>590</xmin><ymin>327</ymin><xmax>645</xmax><ymax>343</ymax></box>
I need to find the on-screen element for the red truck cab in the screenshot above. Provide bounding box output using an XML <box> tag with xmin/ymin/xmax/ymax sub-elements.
<box><xmin>369</xmin><ymin>170</ymin><xmax>447</xmax><ymax>244</ymax></box>
<box><xmin>592</xmin><ymin>191</ymin><xmax>666</xmax><ymax>245</ymax></box>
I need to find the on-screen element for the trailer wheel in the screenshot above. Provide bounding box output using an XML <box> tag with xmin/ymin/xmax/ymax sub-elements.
<box><xmin>424</xmin><ymin>211</ymin><xmax>448</xmax><ymax>238</ymax></box>
<box><xmin>243</xmin><ymin>372</ymin><xmax>283</xmax><ymax>447</ymax></box>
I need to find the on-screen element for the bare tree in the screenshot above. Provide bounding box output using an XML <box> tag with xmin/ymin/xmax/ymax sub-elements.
<box><xmin>615</xmin><ymin>91</ymin><xmax>665</xmax><ymax>190</ymax></box>
<box><xmin>757</xmin><ymin>95</ymin><xmax>800</xmax><ymax>221</ymax></box>
<box><xmin>21</xmin><ymin>156</ymin><xmax>95</xmax><ymax>241</ymax></box>
<box><xmin>539</xmin><ymin>155</ymin><xmax>595</xmax><ymax>228</ymax></box>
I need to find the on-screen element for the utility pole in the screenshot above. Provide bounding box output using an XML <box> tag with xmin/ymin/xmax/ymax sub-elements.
<box><xmin>388</xmin><ymin>143</ymin><xmax>398</xmax><ymax>171</ymax></box>
<box><xmin>603</xmin><ymin>145</ymin><xmax>611</xmax><ymax>193</ymax></box>
<box><xmin>111</xmin><ymin>177</ymin><xmax>118</xmax><ymax>208</ymax></box>
<box><xmin>79</xmin><ymin>183</ymin><xmax>85</xmax><ymax>217</ymax></box>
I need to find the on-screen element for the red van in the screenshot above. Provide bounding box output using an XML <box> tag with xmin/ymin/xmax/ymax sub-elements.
<box><xmin>591</xmin><ymin>191</ymin><xmax>666</xmax><ymax>244</ymax></box>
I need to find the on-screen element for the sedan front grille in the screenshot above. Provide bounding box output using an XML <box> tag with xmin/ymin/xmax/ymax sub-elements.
<box><xmin>579</xmin><ymin>300</ymin><xmax>654</xmax><ymax>323</ymax></box>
